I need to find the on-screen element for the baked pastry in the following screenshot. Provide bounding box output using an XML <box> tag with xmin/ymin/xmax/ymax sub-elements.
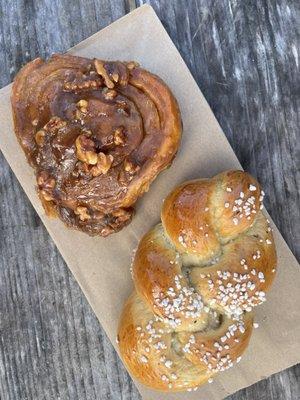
<box><xmin>118</xmin><ymin>170</ymin><xmax>277</xmax><ymax>392</ymax></box>
<box><xmin>11</xmin><ymin>54</ymin><xmax>181</xmax><ymax>236</ymax></box>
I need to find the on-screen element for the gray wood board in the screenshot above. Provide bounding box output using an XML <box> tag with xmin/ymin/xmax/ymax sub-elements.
<box><xmin>0</xmin><ymin>0</ymin><xmax>299</xmax><ymax>399</ymax></box>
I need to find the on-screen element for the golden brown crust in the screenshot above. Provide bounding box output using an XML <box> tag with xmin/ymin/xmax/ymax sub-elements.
<box><xmin>161</xmin><ymin>179</ymin><xmax>220</xmax><ymax>260</ymax></box>
<box><xmin>118</xmin><ymin>292</ymin><xmax>217</xmax><ymax>392</ymax></box>
<box><xmin>11</xmin><ymin>54</ymin><xmax>182</xmax><ymax>236</ymax></box>
<box><xmin>118</xmin><ymin>170</ymin><xmax>277</xmax><ymax>392</ymax></box>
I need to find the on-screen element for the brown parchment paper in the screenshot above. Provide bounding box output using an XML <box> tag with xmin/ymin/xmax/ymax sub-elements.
<box><xmin>0</xmin><ymin>5</ymin><xmax>299</xmax><ymax>400</ymax></box>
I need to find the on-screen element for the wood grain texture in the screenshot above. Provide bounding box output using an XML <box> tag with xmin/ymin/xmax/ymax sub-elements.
<box><xmin>0</xmin><ymin>0</ymin><xmax>299</xmax><ymax>399</ymax></box>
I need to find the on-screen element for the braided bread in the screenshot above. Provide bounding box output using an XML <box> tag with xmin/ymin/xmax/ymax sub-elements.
<box><xmin>118</xmin><ymin>170</ymin><xmax>277</xmax><ymax>392</ymax></box>
<box><xmin>11</xmin><ymin>54</ymin><xmax>181</xmax><ymax>236</ymax></box>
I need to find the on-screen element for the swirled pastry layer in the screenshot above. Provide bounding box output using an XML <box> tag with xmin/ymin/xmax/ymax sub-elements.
<box><xmin>12</xmin><ymin>55</ymin><xmax>182</xmax><ymax>236</ymax></box>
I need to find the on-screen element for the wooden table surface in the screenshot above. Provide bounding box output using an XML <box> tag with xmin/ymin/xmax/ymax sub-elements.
<box><xmin>0</xmin><ymin>0</ymin><xmax>299</xmax><ymax>399</ymax></box>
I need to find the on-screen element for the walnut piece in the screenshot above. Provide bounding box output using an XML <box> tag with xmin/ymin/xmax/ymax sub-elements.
<box><xmin>124</xmin><ymin>159</ymin><xmax>140</xmax><ymax>174</ymax></box>
<box><xmin>77</xmin><ymin>99</ymin><xmax>88</xmax><ymax>108</ymax></box>
<box><xmin>94</xmin><ymin>60</ymin><xmax>115</xmax><ymax>89</ymax></box>
<box><xmin>111</xmin><ymin>72</ymin><xmax>119</xmax><ymax>83</ymax></box>
<box><xmin>103</xmin><ymin>88</ymin><xmax>117</xmax><ymax>100</ymax></box>
<box><xmin>113</xmin><ymin>127</ymin><xmax>125</xmax><ymax>145</ymax></box>
<box><xmin>75</xmin><ymin>206</ymin><xmax>91</xmax><ymax>221</ymax></box>
<box><xmin>77</xmin><ymin>99</ymin><xmax>88</xmax><ymax>113</ymax></box>
<box><xmin>126</xmin><ymin>61</ymin><xmax>140</xmax><ymax>70</ymax></box>
<box><xmin>100</xmin><ymin>226</ymin><xmax>115</xmax><ymax>237</ymax></box>
<box><xmin>40</xmin><ymin>190</ymin><xmax>54</xmax><ymax>201</ymax></box>
<box><xmin>75</xmin><ymin>134</ymin><xmax>98</xmax><ymax>165</ymax></box>
<box><xmin>37</xmin><ymin>171</ymin><xmax>56</xmax><ymax>189</ymax></box>
<box><xmin>76</xmin><ymin>99</ymin><xmax>88</xmax><ymax>121</ymax></box>
<box><xmin>44</xmin><ymin>116</ymin><xmax>67</xmax><ymax>132</ymax></box>
<box><xmin>116</xmin><ymin>100</ymin><xmax>129</xmax><ymax>116</ymax></box>
<box><xmin>91</xmin><ymin>153</ymin><xmax>114</xmax><ymax>177</ymax></box>
<box><xmin>64</xmin><ymin>79</ymin><xmax>101</xmax><ymax>91</ymax></box>
<box><xmin>37</xmin><ymin>171</ymin><xmax>56</xmax><ymax>201</ymax></box>
<box><xmin>35</xmin><ymin>130</ymin><xmax>45</xmax><ymax>146</ymax></box>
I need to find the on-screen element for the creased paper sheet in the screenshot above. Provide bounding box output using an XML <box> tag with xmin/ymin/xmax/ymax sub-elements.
<box><xmin>0</xmin><ymin>5</ymin><xmax>299</xmax><ymax>400</ymax></box>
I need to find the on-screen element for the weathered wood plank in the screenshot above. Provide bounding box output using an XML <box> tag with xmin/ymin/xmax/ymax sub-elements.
<box><xmin>0</xmin><ymin>1</ymin><xmax>141</xmax><ymax>399</ymax></box>
<box><xmin>0</xmin><ymin>0</ymin><xmax>299</xmax><ymax>399</ymax></box>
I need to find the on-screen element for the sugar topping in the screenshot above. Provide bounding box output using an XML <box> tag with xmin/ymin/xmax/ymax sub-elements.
<box><xmin>182</xmin><ymin>320</ymin><xmax>246</xmax><ymax>374</ymax></box>
<box><xmin>203</xmin><ymin>263</ymin><xmax>268</xmax><ymax>317</ymax></box>
<box><xmin>127</xmin><ymin>178</ymin><xmax>273</xmax><ymax>391</ymax></box>
<box><xmin>153</xmin><ymin>275</ymin><xmax>204</xmax><ymax>327</ymax></box>
<box><xmin>178</xmin><ymin>234</ymin><xmax>187</xmax><ymax>248</ymax></box>
<box><xmin>222</xmin><ymin>184</ymin><xmax>265</xmax><ymax>226</ymax></box>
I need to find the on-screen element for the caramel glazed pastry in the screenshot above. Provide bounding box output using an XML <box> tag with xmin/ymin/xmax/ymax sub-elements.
<box><xmin>118</xmin><ymin>171</ymin><xmax>277</xmax><ymax>392</ymax></box>
<box><xmin>11</xmin><ymin>55</ymin><xmax>181</xmax><ymax>236</ymax></box>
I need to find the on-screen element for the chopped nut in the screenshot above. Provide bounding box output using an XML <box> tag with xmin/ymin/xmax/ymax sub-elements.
<box><xmin>81</xmin><ymin>81</ymin><xmax>92</xmax><ymax>89</ymax></box>
<box><xmin>116</xmin><ymin>100</ymin><xmax>129</xmax><ymax>116</ymax></box>
<box><xmin>32</xmin><ymin>118</ymin><xmax>39</xmax><ymax>126</ymax></box>
<box><xmin>101</xmin><ymin>134</ymin><xmax>114</xmax><ymax>147</ymax></box>
<box><xmin>76</xmin><ymin>99</ymin><xmax>88</xmax><ymax>119</ymax></box>
<box><xmin>75</xmin><ymin>134</ymin><xmax>98</xmax><ymax>165</ymax></box>
<box><xmin>77</xmin><ymin>99</ymin><xmax>88</xmax><ymax>108</ymax></box>
<box><xmin>103</xmin><ymin>88</ymin><xmax>117</xmax><ymax>100</ymax></box>
<box><xmin>100</xmin><ymin>226</ymin><xmax>114</xmax><ymax>236</ymax></box>
<box><xmin>40</xmin><ymin>196</ymin><xmax>57</xmax><ymax>217</ymax></box>
<box><xmin>94</xmin><ymin>60</ymin><xmax>115</xmax><ymax>89</ymax></box>
<box><xmin>37</xmin><ymin>172</ymin><xmax>56</xmax><ymax>201</ymax></box>
<box><xmin>64</xmin><ymin>78</ymin><xmax>102</xmax><ymax>92</ymax></box>
<box><xmin>74</xmin><ymin>206</ymin><xmax>91</xmax><ymax>221</ymax></box>
<box><xmin>35</xmin><ymin>130</ymin><xmax>46</xmax><ymax>146</ymax></box>
<box><xmin>44</xmin><ymin>116</ymin><xmax>66</xmax><ymax>132</ymax></box>
<box><xmin>64</xmin><ymin>82</ymin><xmax>72</xmax><ymax>90</ymax></box>
<box><xmin>111</xmin><ymin>72</ymin><xmax>119</xmax><ymax>83</ymax></box>
<box><xmin>37</xmin><ymin>171</ymin><xmax>56</xmax><ymax>189</ymax></box>
<box><xmin>77</xmin><ymin>99</ymin><xmax>88</xmax><ymax>113</ymax></box>
<box><xmin>124</xmin><ymin>159</ymin><xmax>140</xmax><ymax>174</ymax></box>
<box><xmin>127</xmin><ymin>61</ymin><xmax>140</xmax><ymax>70</ymax></box>
<box><xmin>113</xmin><ymin>127</ymin><xmax>125</xmax><ymax>145</ymax></box>
<box><xmin>91</xmin><ymin>153</ymin><xmax>114</xmax><ymax>176</ymax></box>
<box><xmin>40</xmin><ymin>189</ymin><xmax>54</xmax><ymax>201</ymax></box>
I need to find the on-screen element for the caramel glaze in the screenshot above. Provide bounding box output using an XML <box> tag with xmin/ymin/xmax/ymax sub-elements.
<box><xmin>11</xmin><ymin>55</ymin><xmax>182</xmax><ymax>236</ymax></box>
